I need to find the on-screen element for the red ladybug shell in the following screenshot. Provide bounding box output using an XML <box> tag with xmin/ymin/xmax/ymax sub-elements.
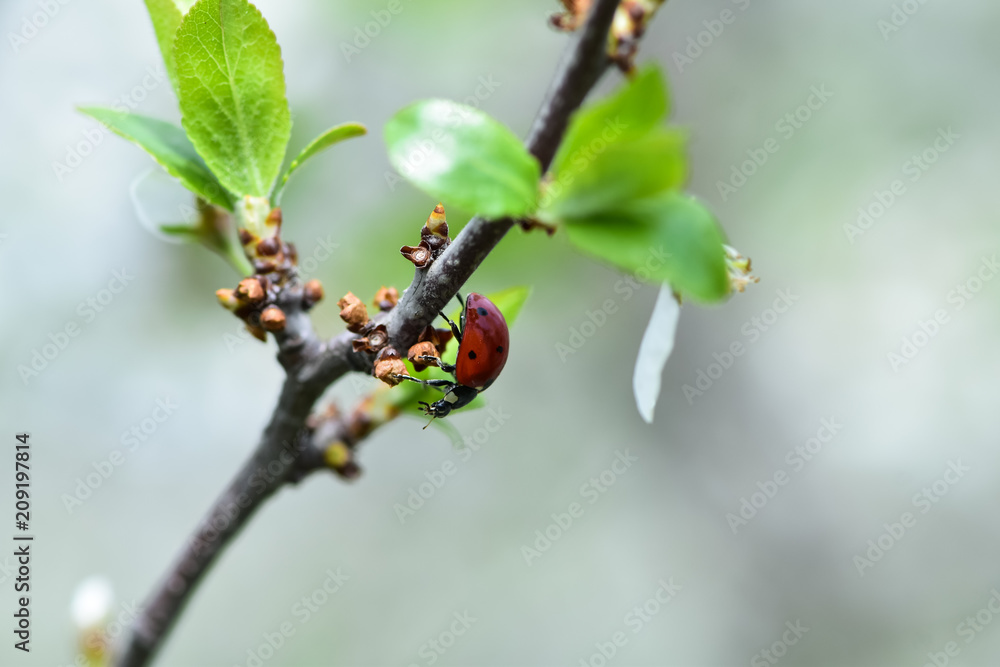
<box><xmin>455</xmin><ymin>293</ymin><xmax>509</xmax><ymax>390</ymax></box>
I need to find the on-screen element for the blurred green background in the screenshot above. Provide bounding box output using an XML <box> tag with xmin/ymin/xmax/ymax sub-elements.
<box><xmin>3</xmin><ymin>0</ymin><xmax>999</xmax><ymax>665</ymax></box>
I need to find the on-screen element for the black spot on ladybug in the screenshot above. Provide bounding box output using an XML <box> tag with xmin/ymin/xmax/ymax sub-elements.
<box><xmin>468</xmin><ymin>350</ymin><xmax>477</xmax><ymax>359</ymax></box>
<box><xmin>496</xmin><ymin>346</ymin><xmax>504</xmax><ymax>353</ymax></box>
<box><xmin>476</xmin><ymin>307</ymin><xmax>488</xmax><ymax>316</ymax></box>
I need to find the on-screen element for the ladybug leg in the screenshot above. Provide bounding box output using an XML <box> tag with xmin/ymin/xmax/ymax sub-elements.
<box><xmin>391</xmin><ymin>374</ymin><xmax>455</xmax><ymax>393</ymax></box>
<box><xmin>456</xmin><ymin>293</ymin><xmax>466</xmax><ymax>333</ymax></box>
<box><xmin>416</xmin><ymin>355</ymin><xmax>456</xmax><ymax>376</ymax></box>
<box><xmin>438</xmin><ymin>310</ymin><xmax>463</xmax><ymax>344</ymax></box>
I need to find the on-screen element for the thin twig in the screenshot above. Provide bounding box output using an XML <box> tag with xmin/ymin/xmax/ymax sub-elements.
<box><xmin>115</xmin><ymin>1</ymin><xmax>619</xmax><ymax>664</ymax></box>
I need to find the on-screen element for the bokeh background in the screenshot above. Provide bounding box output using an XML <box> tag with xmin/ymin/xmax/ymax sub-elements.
<box><xmin>3</xmin><ymin>0</ymin><xmax>999</xmax><ymax>665</ymax></box>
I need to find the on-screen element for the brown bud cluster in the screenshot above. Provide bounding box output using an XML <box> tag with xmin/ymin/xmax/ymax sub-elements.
<box><xmin>338</xmin><ymin>292</ymin><xmax>369</xmax><ymax>333</ymax></box>
<box><xmin>401</xmin><ymin>203</ymin><xmax>452</xmax><ymax>269</ymax></box>
<box><xmin>214</xmin><ymin>272</ymin><xmax>321</xmax><ymax>342</ymax></box>
<box><xmin>236</xmin><ymin>207</ymin><xmax>299</xmax><ymax>280</ymax></box>
<box><xmin>373</xmin><ymin>346</ymin><xmax>407</xmax><ymax>386</ymax></box>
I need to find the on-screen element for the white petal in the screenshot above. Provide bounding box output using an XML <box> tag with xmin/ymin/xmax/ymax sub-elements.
<box><xmin>71</xmin><ymin>576</ymin><xmax>114</xmax><ymax>629</ymax></box>
<box><xmin>633</xmin><ymin>284</ymin><xmax>681</xmax><ymax>424</ymax></box>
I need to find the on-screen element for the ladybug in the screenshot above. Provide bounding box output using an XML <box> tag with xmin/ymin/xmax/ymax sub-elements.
<box><xmin>395</xmin><ymin>292</ymin><xmax>509</xmax><ymax>425</ymax></box>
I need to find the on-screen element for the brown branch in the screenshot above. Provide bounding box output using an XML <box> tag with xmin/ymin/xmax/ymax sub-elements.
<box><xmin>114</xmin><ymin>1</ymin><xmax>619</xmax><ymax>665</ymax></box>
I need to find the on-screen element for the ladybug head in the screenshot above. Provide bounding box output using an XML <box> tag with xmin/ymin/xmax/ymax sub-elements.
<box><xmin>418</xmin><ymin>400</ymin><xmax>453</xmax><ymax>429</ymax></box>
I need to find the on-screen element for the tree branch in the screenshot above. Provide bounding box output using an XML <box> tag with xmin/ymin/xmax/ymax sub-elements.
<box><xmin>115</xmin><ymin>2</ymin><xmax>618</xmax><ymax>664</ymax></box>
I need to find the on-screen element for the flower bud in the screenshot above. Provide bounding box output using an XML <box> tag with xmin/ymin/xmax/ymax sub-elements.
<box><xmin>303</xmin><ymin>279</ymin><xmax>324</xmax><ymax>309</ymax></box>
<box><xmin>400</xmin><ymin>241</ymin><xmax>433</xmax><ymax>269</ymax></box>
<box><xmin>407</xmin><ymin>341</ymin><xmax>439</xmax><ymax>372</ymax></box>
<box><xmin>236</xmin><ymin>277</ymin><xmax>265</xmax><ymax>303</ymax></box>
<box><xmin>374</xmin><ymin>346</ymin><xmax>407</xmax><ymax>386</ymax></box>
<box><xmin>260</xmin><ymin>306</ymin><xmax>286</xmax><ymax>332</ymax></box>
<box><xmin>324</xmin><ymin>441</ymin><xmax>352</xmax><ymax>468</ymax></box>
<box><xmin>255</xmin><ymin>236</ymin><xmax>280</xmax><ymax>256</ymax></box>
<box><xmin>724</xmin><ymin>244</ymin><xmax>759</xmax><ymax>293</ymax></box>
<box><xmin>216</xmin><ymin>288</ymin><xmax>240</xmax><ymax>311</ymax></box>
<box><xmin>373</xmin><ymin>286</ymin><xmax>399</xmax><ymax>311</ymax></box>
<box><xmin>421</xmin><ymin>205</ymin><xmax>450</xmax><ymax>252</ymax></box>
<box><xmin>338</xmin><ymin>292</ymin><xmax>369</xmax><ymax>332</ymax></box>
<box><xmin>417</xmin><ymin>325</ymin><xmax>453</xmax><ymax>356</ymax></box>
<box><xmin>352</xmin><ymin>324</ymin><xmax>389</xmax><ymax>353</ymax></box>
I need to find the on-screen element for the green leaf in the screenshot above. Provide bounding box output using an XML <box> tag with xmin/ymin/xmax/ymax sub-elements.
<box><xmin>144</xmin><ymin>0</ymin><xmax>184</xmax><ymax>92</ymax></box>
<box><xmin>78</xmin><ymin>107</ymin><xmax>233</xmax><ymax>210</ymax></box>
<box><xmin>385</xmin><ymin>100</ymin><xmax>541</xmax><ymax>219</ymax></box>
<box><xmin>550</xmin><ymin>65</ymin><xmax>668</xmax><ymax>179</ymax></box>
<box><xmin>565</xmin><ymin>193</ymin><xmax>730</xmax><ymax>303</ymax></box>
<box><xmin>272</xmin><ymin>122</ymin><xmax>367</xmax><ymax>204</ymax></box>
<box><xmin>541</xmin><ymin>129</ymin><xmax>688</xmax><ymax>219</ymax></box>
<box><xmin>174</xmin><ymin>0</ymin><xmax>291</xmax><ymax>198</ymax></box>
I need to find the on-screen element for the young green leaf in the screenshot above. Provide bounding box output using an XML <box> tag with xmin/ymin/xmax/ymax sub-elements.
<box><xmin>541</xmin><ymin>129</ymin><xmax>688</xmax><ymax>220</ymax></box>
<box><xmin>78</xmin><ymin>107</ymin><xmax>233</xmax><ymax>210</ymax></box>
<box><xmin>174</xmin><ymin>0</ymin><xmax>291</xmax><ymax>198</ymax></box>
<box><xmin>385</xmin><ymin>100</ymin><xmax>541</xmax><ymax>219</ymax></box>
<box><xmin>550</xmin><ymin>65</ymin><xmax>668</xmax><ymax>179</ymax></box>
<box><xmin>143</xmin><ymin>0</ymin><xmax>184</xmax><ymax>91</ymax></box>
<box><xmin>633</xmin><ymin>284</ymin><xmax>681</xmax><ymax>424</ymax></box>
<box><xmin>272</xmin><ymin>122</ymin><xmax>367</xmax><ymax>204</ymax></box>
<box><xmin>159</xmin><ymin>198</ymin><xmax>253</xmax><ymax>274</ymax></box>
<box><xmin>564</xmin><ymin>193</ymin><xmax>730</xmax><ymax>303</ymax></box>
